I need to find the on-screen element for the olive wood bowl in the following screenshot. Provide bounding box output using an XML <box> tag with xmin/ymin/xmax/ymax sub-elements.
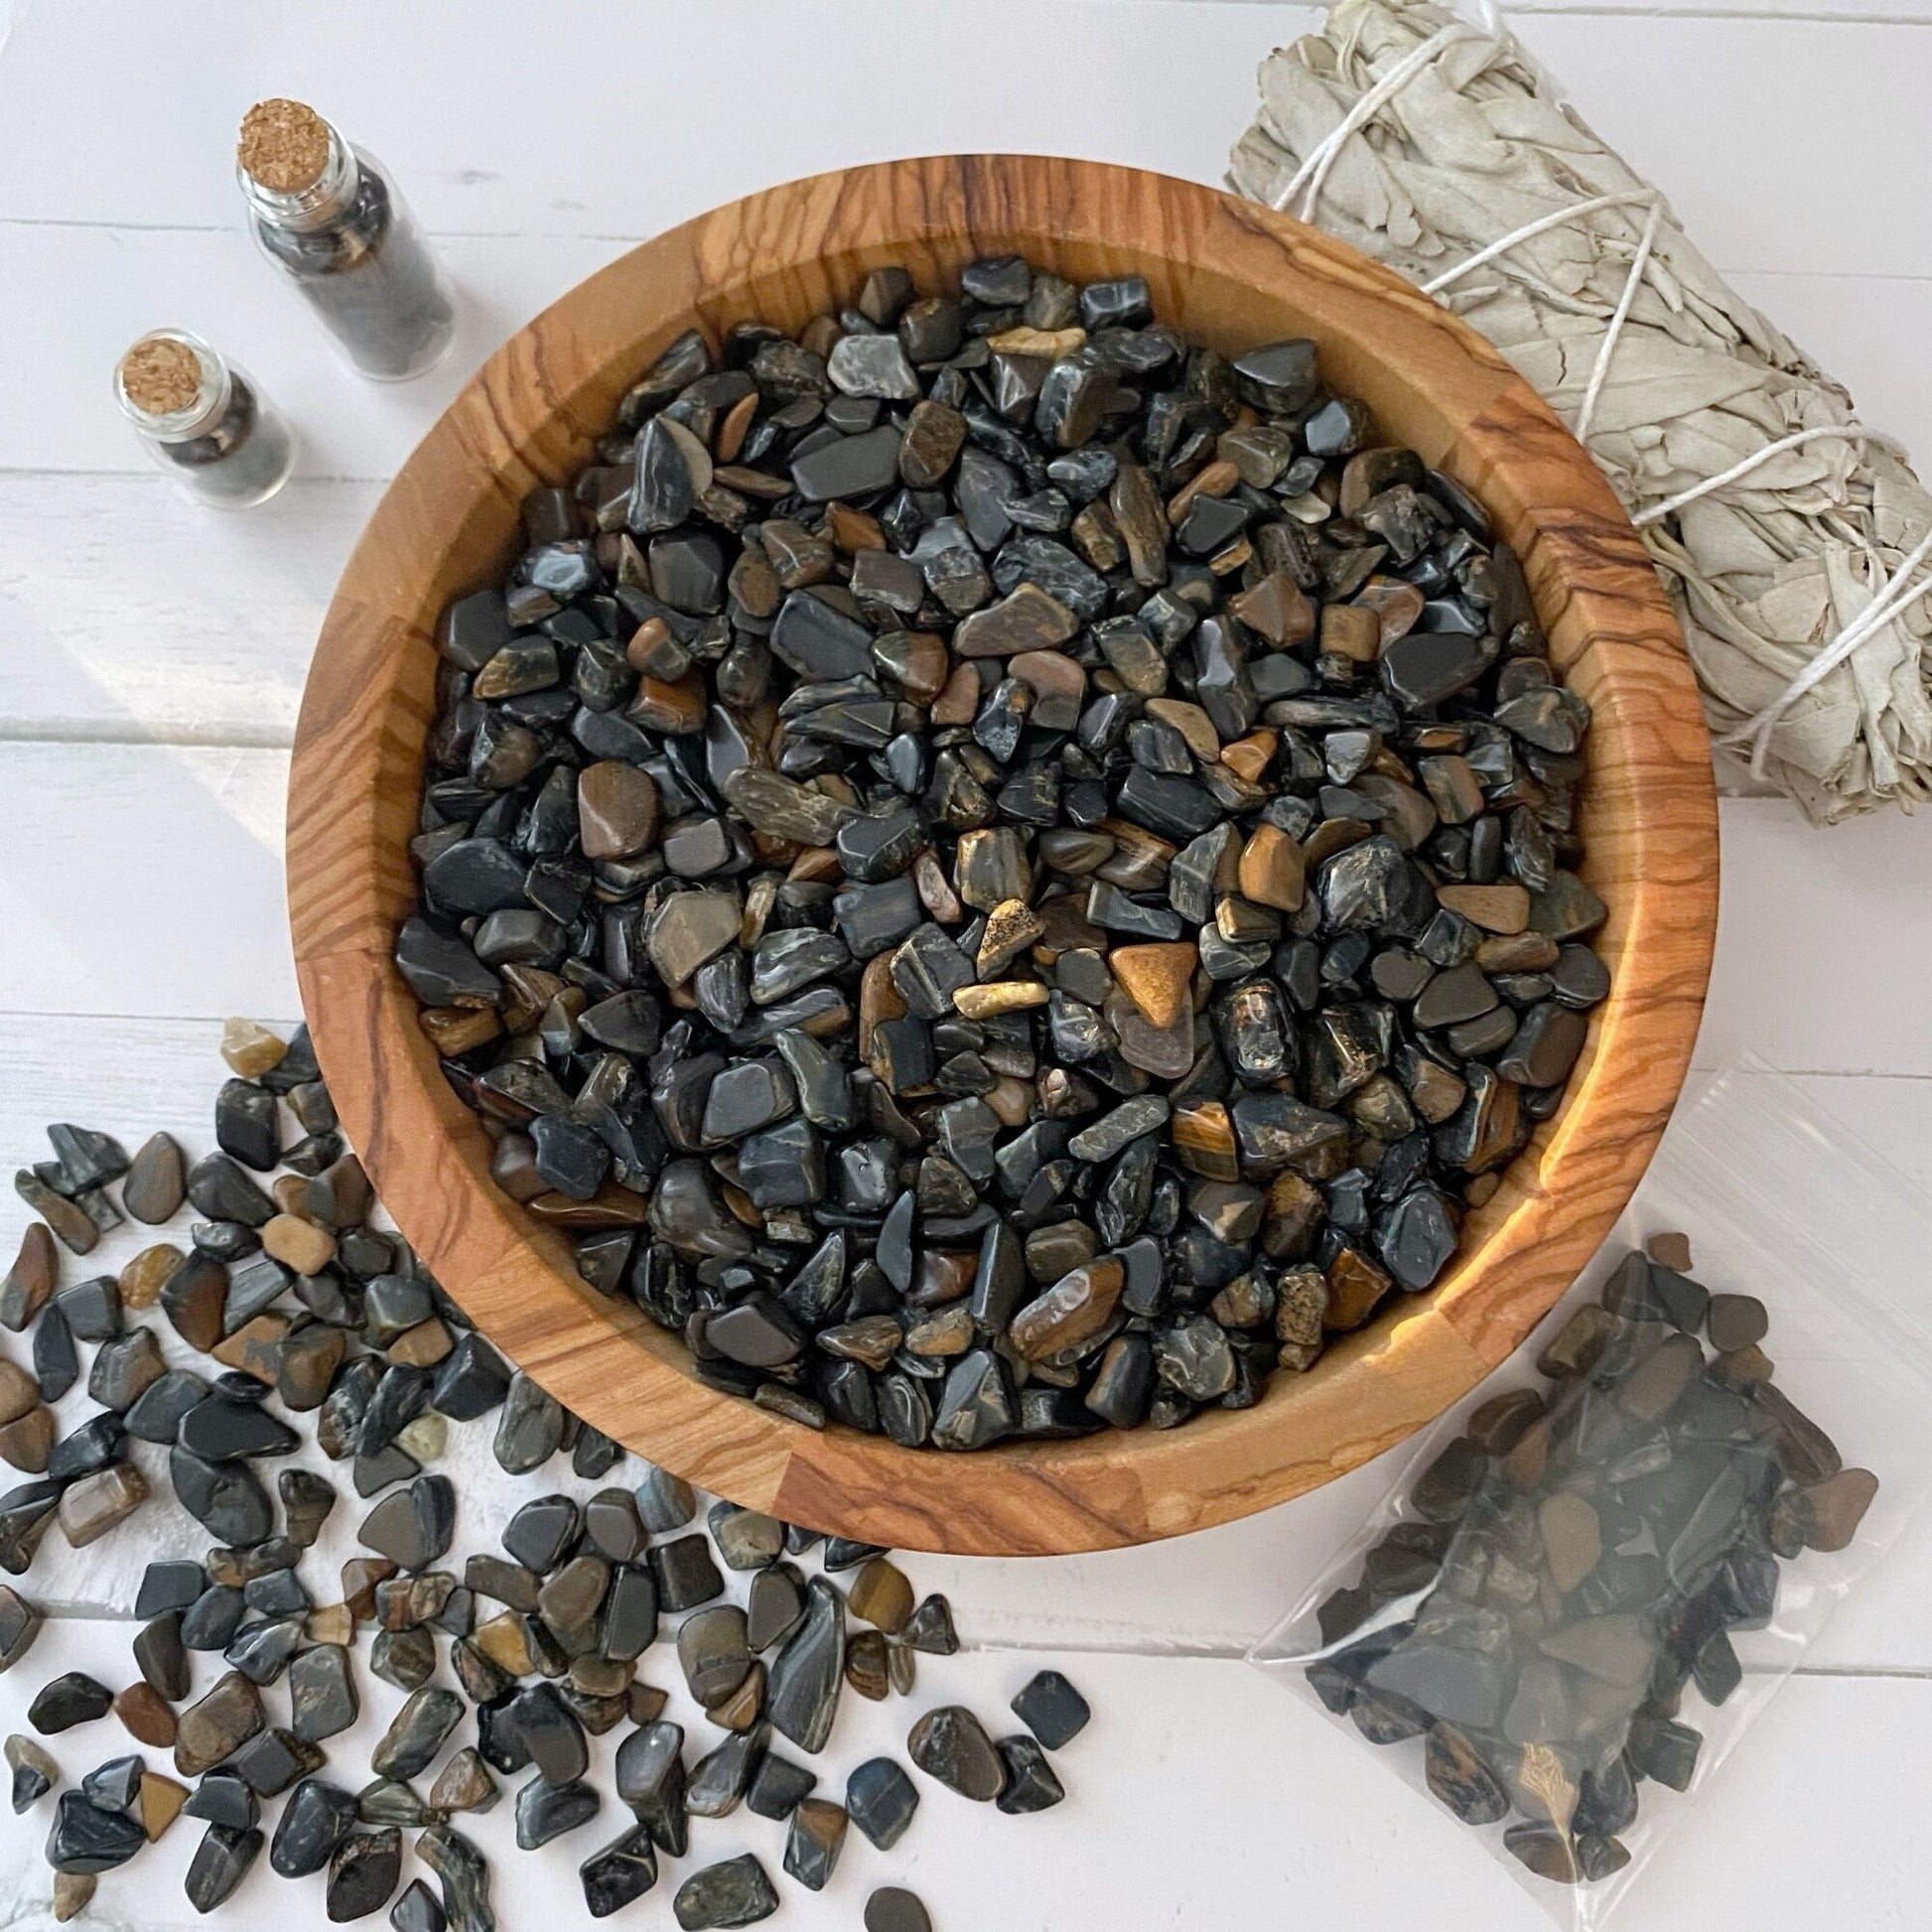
<box><xmin>288</xmin><ymin>154</ymin><xmax>1718</xmax><ymax>1556</ymax></box>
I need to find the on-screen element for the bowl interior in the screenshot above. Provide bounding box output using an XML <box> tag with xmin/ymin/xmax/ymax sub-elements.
<box><xmin>291</xmin><ymin>156</ymin><xmax>1715</xmax><ymax>1554</ymax></box>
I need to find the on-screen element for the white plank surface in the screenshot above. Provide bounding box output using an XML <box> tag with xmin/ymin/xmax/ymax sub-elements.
<box><xmin>3</xmin><ymin>3</ymin><xmax>1932</xmax><ymax>1929</ymax></box>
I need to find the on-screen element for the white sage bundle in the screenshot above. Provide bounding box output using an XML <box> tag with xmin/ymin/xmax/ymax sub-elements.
<box><xmin>1228</xmin><ymin>0</ymin><xmax>1932</xmax><ymax>821</ymax></box>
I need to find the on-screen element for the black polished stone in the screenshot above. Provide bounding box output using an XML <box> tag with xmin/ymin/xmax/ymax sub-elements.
<box><xmin>845</xmin><ymin>1756</ymin><xmax>919</xmax><ymax>1849</ymax></box>
<box><xmin>672</xmin><ymin>1854</ymin><xmax>779</xmax><ymax>1929</ymax></box>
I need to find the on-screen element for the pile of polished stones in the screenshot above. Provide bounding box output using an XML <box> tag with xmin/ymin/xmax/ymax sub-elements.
<box><xmin>1302</xmin><ymin>1234</ymin><xmax>1877</xmax><ymax>1886</ymax></box>
<box><xmin>399</xmin><ymin>251</ymin><xmax>1608</xmax><ymax>1449</ymax></box>
<box><xmin>0</xmin><ymin>1021</ymin><xmax>1090</xmax><ymax>1927</ymax></box>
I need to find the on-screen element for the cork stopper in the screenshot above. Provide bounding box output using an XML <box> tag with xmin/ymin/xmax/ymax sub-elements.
<box><xmin>237</xmin><ymin>97</ymin><xmax>331</xmax><ymax>194</ymax></box>
<box><xmin>118</xmin><ymin>335</ymin><xmax>207</xmax><ymax>417</ymax></box>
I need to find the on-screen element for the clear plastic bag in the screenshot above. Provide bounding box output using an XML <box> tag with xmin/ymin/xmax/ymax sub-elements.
<box><xmin>1249</xmin><ymin>1061</ymin><xmax>1932</xmax><ymax>1927</ymax></box>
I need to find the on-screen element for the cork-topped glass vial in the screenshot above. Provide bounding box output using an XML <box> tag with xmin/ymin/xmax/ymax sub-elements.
<box><xmin>115</xmin><ymin>331</ymin><xmax>296</xmax><ymax>507</ymax></box>
<box><xmin>236</xmin><ymin>98</ymin><xmax>455</xmax><ymax>381</ymax></box>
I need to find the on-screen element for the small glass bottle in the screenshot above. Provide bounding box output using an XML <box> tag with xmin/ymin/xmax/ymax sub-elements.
<box><xmin>236</xmin><ymin>97</ymin><xmax>456</xmax><ymax>381</ymax></box>
<box><xmin>114</xmin><ymin>330</ymin><xmax>297</xmax><ymax>508</ymax></box>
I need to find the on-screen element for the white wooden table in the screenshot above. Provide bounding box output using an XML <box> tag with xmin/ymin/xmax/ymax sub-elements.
<box><xmin>2</xmin><ymin>3</ymin><xmax>1931</xmax><ymax>1927</ymax></box>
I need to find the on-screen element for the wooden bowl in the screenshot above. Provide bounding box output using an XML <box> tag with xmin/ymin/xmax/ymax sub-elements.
<box><xmin>289</xmin><ymin>155</ymin><xmax>1717</xmax><ymax>1556</ymax></box>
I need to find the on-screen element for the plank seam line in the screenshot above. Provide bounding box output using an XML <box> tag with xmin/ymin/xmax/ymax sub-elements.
<box><xmin>6</xmin><ymin>218</ymin><xmax>1932</xmax><ymax>267</ymax></box>
<box><xmin>0</xmin><ymin>723</ymin><xmax>296</xmax><ymax>751</ymax></box>
<box><xmin>0</xmin><ymin>463</ymin><xmax>390</xmax><ymax>483</ymax></box>
<box><xmin>1504</xmin><ymin>2</ymin><xmax>1932</xmax><ymax>20</ymax></box>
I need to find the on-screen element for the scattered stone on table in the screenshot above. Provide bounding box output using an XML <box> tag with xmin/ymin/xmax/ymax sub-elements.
<box><xmin>685</xmin><ymin>1725</ymin><xmax>763</xmax><ymax>1818</ymax></box>
<box><xmin>745</xmin><ymin>1749</ymin><xmax>816</xmax><ymax>1821</ymax></box>
<box><xmin>0</xmin><ymin>1021</ymin><xmax>1108</xmax><ymax>1928</ymax></box>
<box><xmin>327</xmin><ymin>1828</ymin><xmax>403</xmax><ymax>1921</ymax></box>
<box><xmin>903</xmin><ymin>1594</ymin><xmax>958</xmax><ymax>1655</ymax></box>
<box><xmin>428</xmin><ymin>1748</ymin><xmax>498</xmax><ymax>1819</ymax></box>
<box><xmin>57</xmin><ymin>1463</ymin><xmax>148</xmax><ymax>1547</ymax></box>
<box><xmin>1011</xmin><ymin>1669</ymin><xmax>1090</xmax><ymax>1748</ymax></box>
<box><xmin>185</xmin><ymin>1821</ymin><xmax>263</xmax><ymax>1911</ymax></box>
<box><xmin>1</xmin><ymin>1223</ymin><xmax>58</xmax><ymax>1331</ymax></box>
<box><xmin>634</xmin><ymin>1464</ymin><xmax>697</xmax><ymax>1533</ymax></box>
<box><xmin>289</xmin><ymin>1643</ymin><xmax>359</xmax><ymax>1744</ymax></box>
<box><xmin>113</xmin><ymin>1682</ymin><xmax>178</xmax><ymax>1748</ymax></box>
<box><xmin>418</xmin><ymin>1824</ymin><xmax>494</xmax><ymax>1932</ymax></box>
<box><xmin>270</xmin><ymin>1775</ymin><xmax>358</xmax><ymax>1877</ymax></box>
<box><xmin>390</xmin><ymin>1878</ymin><xmax>447</xmax><ymax>1932</ymax></box>
<box><xmin>29</xmin><ymin>1672</ymin><xmax>113</xmax><ymax>1734</ymax></box>
<box><xmin>52</xmin><ymin>1871</ymin><xmax>95</xmax><ymax>1922</ymax></box>
<box><xmin>649</xmin><ymin>1534</ymin><xmax>725</xmax><ymax>1612</ymax></box>
<box><xmin>781</xmin><ymin>1795</ymin><xmax>848</xmax><ymax>1890</ymax></box>
<box><xmin>845</xmin><ymin>1630</ymin><xmax>891</xmax><ymax>1702</ymax></box>
<box><xmin>708</xmin><ymin>1503</ymin><xmax>784</xmax><ymax>1572</ymax></box>
<box><xmin>673</xmin><ymin>1853</ymin><xmax>780</xmax><ymax>1929</ymax></box>
<box><xmin>0</xmin><ymin>1586</ymin><xmax>44</xmax><ymax>1673</ymax></box>
<box><xmin>865</xmin><ymin>1885</ymin><xmax>934</xmax><ymax>1932</ymax></box>
<box><xmin>747</xmin><ymin>1566</ymin><xmax>807</xmax><ymax>1654</ymax></box>
<box><xmin>8</xmin><ymin>1731</ymin><xmax>57</xmax><ymax>1811</ymax></box>
<box><xmin>47</xmin><ymin>1789</ymin><xmax>147</xmax><ymax>1873</ymax></box>
<box><xmin>764</xmin><ymin>1576</ymin><xmax>844</xmax><ymax>1754</ymax></box>
<box><xmin>994</xmin><ymin>1733</ymin><xmax>1065</xmax><ymax>1813</ymax></box>
<box><xmin>513</xmin><ymin>1773</ymin><xmax>600</xmax><ymax>1850</ymax></box>
<box><xmin>369</xmin><ymin>1688</ymin><xmax>463</xmax><ymax>1781</ymax></box>
<box><xmin>846</xmin><ymin>1756</ymin><xmax>919</xmax><ymax>1849</ymax></box>
<box><xmin>580</xmin><ymin>1820</ymin><xmax>657</xmax><ymax>1917</ymax></box>
<box><xmin>848</xmin><ymin>1557</ymin><xmax>914</xmax><ymax>1634</ymax></box>
<box><xmin>614</xmin><ymin>1719</ymin><xmax>688</xmax><ymax>1855</ymax></box>
<box><xmin>138</xmin><ymin>1769</ymin><xmax>190</xmax><ymax>1842</ymax></box>
<box><xmin>908</xmin><ymin>1705</ymin><xmax>1007</xmax><ymax>1800</ymax></box>
<box><xmin>678</xmin><ymin>1604</ymin><xmax>753</xmax><ymax>1708</ymax></box>
<box><xmin>121</xmin><ymin>1135</ymin><xmax>188</xmax><ymax>1225</ymax></box>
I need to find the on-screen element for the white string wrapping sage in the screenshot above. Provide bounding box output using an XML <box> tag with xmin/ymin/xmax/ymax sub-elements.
<box><xmin>1228</xmin><ymin>0</ymin><xmax>1932</xmax><ymax>821</ymax></box>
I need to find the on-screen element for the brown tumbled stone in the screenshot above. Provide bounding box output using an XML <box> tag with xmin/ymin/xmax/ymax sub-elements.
<box><xmin>51</xmin><ymin>1874</ymin><xmax>94</xmax><ymax>1923</ymax></box>
<box><xmin>118</xmin><ymin>1242</ymin><xmax>184</xmax><ymax>1311</ymax></box>
<box><xmin>1466</xmin><ymin>1388</ymin><xmax>1544</xmax><ymax>1456</ymax></box>
<box><xmin>1646</xmin><ymin>1230</ymin><xmax>1694</xmax><ymax>1273</ymax></box>
<box><xmin>139</xmin><ymin>1770</ymin><xmax>190</xmax><ymax>1841</ymax></box>
<box><xmin>1110</xmin><ymin>943</ymin><xmax>1196</xmax><ymax>1032</ymax></box>
<box><xmin>115</xmin><ymin>1682</ymin><xmax>179</xmax><ymax>1748</ymax></box>
<box><xmin>1228</xmin><ymin>570</ymin><xmax>1314</xmax><ymax>646</ymax></box>
<box><xmin>1319</xmin><ymin>602</ymin><xmax>1381</xmax><ymax>662</ymax></box>
<box><xmin>1800</xmin><ymin>1467</ymin><xmax>1879</xmax><ymax>1553</ymax></box>
<box><xmin>1323</xmin><ymin>1249</ymin><xmax>1392</xmax><ymax>1331</ymax></box>
<box><xmin>848</xmin><ymin>1560</ymin><xmax>914</xmax><ymax>1636</ymax></box>
<box><xmin>1236</xmin><ymin>824</ymin><xmax>1306</xmax><ymax>913</ymax></box>
<box><xmin>342</xmin><ymin>1559</ymin><xmax>397</xmax><ymax>1621</ymax></box>
<box><xmin>0</xmin><ymin>1408</ymin><xmax>53</xmax><ymax>1474</ymax></box>
<box><xmin>1436</xmin><ymin>884</ymin><xmax>1531</xmax><ymax>934</ymax></box>
<box><xmin>578</xmin><ymin>761</ymin><xmax>660</xmax><ymax>861</ymax></box>
<box><xmin>122</xmin><ymin>1135</ymin><xmax>188</xmax><ymax>1225</ymax></box>
<box><xmin>262</xmin><ymin>1213</ymin><xmax>336</xmax><ymax>1277</ymax></box>
<box><xmin>1706</xmin><ymin>1292</ymin><xmax>1768</xmax><ymax>1354</ymax></box>
<box><xmin>175</xmin><ymin>1671</ymin><xmax>265</xmax><ymax>1778</ymax></box>
<box><xmin>211</xmin><ymin>1312</ymin><xmax>290</xmax><ymax>1383</ymax></box>
<box><xmin>59</xmin><ymin>1463</ymin><xmax>148</xmax><ymax>1547</ymax></box>
<box><xmin>0</xmin><ymin>1222</ymin><xmax>57</xmax><ymax>1330</ymax></box>
<box><xmin>220</xmin><ymin>1018</ymin><xmax>287</xmax><ymax>1079</ymax></box>
<box><xmin>1009</xmin><ymin>1261</ymin><xmax>1124</xmax><ymax>1361</ymax></box>
<box><xmin>1537</xmin><ymin>1491</ymin><xmax>1601</xmax><ymax>1593</ymax></box>
<box><xmin>0</xmin><ymin>1362</ymin><xmax>37</xmax><ymax>1428</ymax></box>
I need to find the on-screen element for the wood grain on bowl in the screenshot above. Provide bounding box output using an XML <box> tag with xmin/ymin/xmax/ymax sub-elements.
<box><xmin>287</xmin><ymin>154</ymin><xmax>1717</xmax><ymax>1555</ymax></box>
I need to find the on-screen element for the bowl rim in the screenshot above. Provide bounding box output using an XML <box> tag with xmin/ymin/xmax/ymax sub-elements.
<box><xmin>288</xmin><ymin>152</ymin><xmax>1718</xmax><ymax>1555</ymax></box>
